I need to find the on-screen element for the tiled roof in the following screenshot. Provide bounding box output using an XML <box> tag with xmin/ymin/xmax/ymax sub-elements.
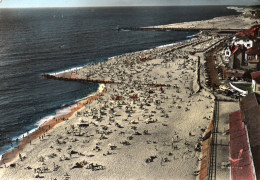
<box><xmin>251</xmin><ymin>71</ymin><xmax>260</xmax><ymax>84</ymax></box>
<box><xmin>246</xmin><ymin>48</ymin><xmax>260</xmax><ymax>55</ymax></box>
<box><xmin>240</xmin><ymin>93</ymin><xmax>259</xmax><ymax>114</ymax></box>
<box><xmin>239</xmin><ymin>93</ymin><xmax>260</xmax><ymax>179</ymax></box>
<box><xmin>242</xmin><ymin>107</ymin><xmax>260</xmax><ymax>179</ymax></box>
<box><xmin>236</xmin><ymin>25</ymin><xmax>260</xmax><ymax>40</ymax></box>
<box><xmin>229</xmin><ymin>110</ymin><xmax>255</xmax><ymax>180</ymax></box>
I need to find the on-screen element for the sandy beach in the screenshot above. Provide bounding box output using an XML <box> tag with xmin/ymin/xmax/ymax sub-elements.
<box><xmin>0</xmin><ymin>10</ymin><xmax>256</xmax><ymax>180</ymax></box>
<box><xmin>145</xmin><ymin>13</ymin><xmax>257</xmax><ymax>30</ymax></box>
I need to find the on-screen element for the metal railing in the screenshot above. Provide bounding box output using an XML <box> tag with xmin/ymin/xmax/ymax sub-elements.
<box><xmin>208</xmin><ymin>99</ymin><xmax>219</xmax><ymax>180</ymax></box>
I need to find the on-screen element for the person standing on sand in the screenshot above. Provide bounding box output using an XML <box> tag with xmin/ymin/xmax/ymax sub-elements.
<box><xmin>171</xmin><ymin>137</ymin><xmax>174</xmax><ymax>149</ymax></box>
<box><xmin>19</xmin><ymin>153</ymin><xmax>22</xmax><ymax>161</ymax></box>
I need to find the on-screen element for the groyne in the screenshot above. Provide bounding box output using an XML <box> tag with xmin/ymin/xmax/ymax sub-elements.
<box><xmin>42</xmin><ymin>74</ymin><xmax>115</xmax><ymax>84</ymax></box>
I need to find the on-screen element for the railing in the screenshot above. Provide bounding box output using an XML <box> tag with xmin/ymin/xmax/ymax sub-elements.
<box><xmin>208</xmin><ymin>99</ymin><xmax>219</xmax><ymax>180</ymax></box>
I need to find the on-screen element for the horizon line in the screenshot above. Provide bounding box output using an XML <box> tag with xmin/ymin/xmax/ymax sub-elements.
<box><xmin>0</xmin><ymin>5</ymin><xmax>250</xmax><ymax>9</ymax></box>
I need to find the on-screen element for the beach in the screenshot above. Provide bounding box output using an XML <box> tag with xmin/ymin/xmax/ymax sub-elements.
<box><xmin>0</xmin><ymin>10</ymin><xmax>256</xmax><ymax>180</ymax></box>
<box><xmin>145</xmin><ymin>14</ymin><xmax>257</xmax><ymax>30</ymax></box>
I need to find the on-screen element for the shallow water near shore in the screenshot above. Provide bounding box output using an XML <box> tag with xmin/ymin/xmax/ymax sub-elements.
<box><xmin>0</xmin><ymin>6</ymin><xmax>239</xmax><ymax>156</ymax></box>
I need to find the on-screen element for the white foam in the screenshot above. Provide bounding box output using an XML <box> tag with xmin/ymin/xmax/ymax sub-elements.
<box><xmin>155</xmin><ymin>37</ymin><xmax>196</xmax><ymax>49</ymax></box>
<box><xmin>34</xmin><ymin>103</ymin><xmax>78</xmax><ymax>127</ymax></box>
<box><xmin>16</xmin><ymin>127</ymin><xmax>39</xmax><ymax>140</ymax></box>
<box><xmin>34</xmin><ymin>114</ymin><xmax>56</xmax><ymax>127</ymax></box>
<box><xmin>48</xmin><ymin>59</ymin><xmax>109</xmax><ymax>76</ymax></box>
<box><xmin>227</xmin><ymin>6</ymin><xmax>244</xmax><ymax>13</ymax></box>
<box><xmin>156</xmin><ymin>42</ymin><xmax>178</xmax><ymax>48</ymax></box>
<box><xmin>186</xmin><ymin>35</ymin><xmax>195</xmax><ymax>38</ymax></box>
<box><xmin>34</xmin><ymin>83</ymin><xmax>105</xmax><ymax>128</ymax></box>
<box><xmin>49</xmin><ymin>66</ymin><xmax>84</xmax><ymax>75</ymax></box>
<box><xmin>105</xmin><ymin>36</ymin><xmax>197</xmax><ymax>61</ymax></box>
<box><xmin>0</xmin><ymin>146</ymin><xmax>16</xmax><ymax>158</ymax></box>
<box><xmin>11</xmin><ymin>136</ymin><xmax>20</xmax><ymax>142</ymax></box>
<box><xmin>8</xmin><ymin>84</ymin><xmax>104</xmax><ymax>147</ymax></box>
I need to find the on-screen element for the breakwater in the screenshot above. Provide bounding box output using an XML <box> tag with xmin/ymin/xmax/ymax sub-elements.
<box><xmin>42</xmin><ymin>74</ymin><xmax>115</xmax><ymax>84</ymax></box>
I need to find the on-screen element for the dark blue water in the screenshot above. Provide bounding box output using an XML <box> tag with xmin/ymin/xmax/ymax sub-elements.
<box><xmin>0</xmin><ymin>6</ymin><xmax>239</xmax><ymax>156</ymax></box>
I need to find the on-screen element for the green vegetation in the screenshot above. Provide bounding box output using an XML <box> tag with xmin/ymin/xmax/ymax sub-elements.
<box><xmin>249</xmin><ymin>85</ymin><xmax>254</xmax><ymax>93</ymax></box>
<box><xmin>233</xmin><ymin>83</ymin><xmax>252</xmax><ymax>92</ymax></box>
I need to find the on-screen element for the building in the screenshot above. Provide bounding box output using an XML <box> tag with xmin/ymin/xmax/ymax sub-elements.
<box><xmin>224</xmin><ymin>25</ymin><xmax>260</xmax><ymax>71</ymax></box>
<box><xmin>246</xmin><ymin>48</ymin><xmax>260</xmax><ymax>61</ymax></box>
<box><xmin>239</xmin><ymin>93</ymin><xmax>260</xmax><ymax>179</ymax></box>
<box><xmin>229</xmin><ymin>110</ymin><xmax>255</xmax><ymax>180</ymax></box>
<box><xmin>229</xmin><ymin>92</ymin><xmax>260</xmax><ymax>180</ymax></box>
<box><xmin>251</xmin><ymin>71</ymin><xmax>260</xmax><ymax>93</ymax></box>
<box><xmin>235</xmin><ymin>25</ymin><xmax>260</xmax><ymax>42</ymax></box>
<box><xmin>231</xmin><ymin>36</ymin><xmax>253</xmax><ymax>49</ymax></box>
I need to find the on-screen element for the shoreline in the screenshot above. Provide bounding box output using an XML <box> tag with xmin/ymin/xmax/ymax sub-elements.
<box><xmin>47</xmin><ymin>34</ymin><xmax>199</xmax><ymax>77</ymax></box>
<box><xmin>1</xmin><ymin>29</ymin><xmax>218</xmax><ymax>179</ymax></box>
<box><xmin>0</xmin><ymin>26</ymin><xmax>198</xmax><ymax>166</ymax></box>
<box><xmin>0</xmin><ymin>83</ymin><xmax>102</xmax><ymax>158</ymax></box>
<box><xmin>0</xmin><ymin>7</ymin><xmax>256</xmax><ymax>179</ymax></box>
<box><xmin>0</xmin><ymin>84</ymin><xmax>106</xmax><ymax>167</ymax></box>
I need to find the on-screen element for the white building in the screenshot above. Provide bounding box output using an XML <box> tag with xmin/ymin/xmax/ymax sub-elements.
<box><xmin>231</xmin><ymin>37</ymin><xmax>253</xmax><ymax>49</ymax></box>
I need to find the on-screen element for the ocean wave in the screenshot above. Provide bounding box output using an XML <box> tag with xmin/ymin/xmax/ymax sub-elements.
<box><xmin>13</xmin><ymin>127</ymin><xmax>39</xmax><ymax>141</ymax></box>
<box><xmin>34</xmin><ymin>83</ymin><xmax>104</xmax><ymax>128</ymax></box>
<box><xmin>1</xmin><ymin>84</ymin><xmax>103</xmax><ymax>160</ymax></box>
<box><xmin>155</xmin><ymin>35</ymin><xmax>197</xmax><ymax>49</ymax></box>
<box><xmin>226</xmin><ymin>6</ymin><xmax>244</xmax><ymax>13</ymax></box>
<box><xmin>0</xmin><ymin>146</ymin><xmax>16</xmax><ymax>159</ymax></box>
<box><xmin>35</xmin><ymin>103</ymin><xmax>78</xmax><ymax>127</ymax></box>
<box><xmin>48</xmin><ymin>60</ymin><xmax>108</xmax><ymax>76</ymax></box>
<box><xmin>49</xmin><ymin>66</ymin><xmax>85</xmax><ymax>75</ymax></box>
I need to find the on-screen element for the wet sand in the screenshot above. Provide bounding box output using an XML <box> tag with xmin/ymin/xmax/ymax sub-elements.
<box><xmin>0</xmin><ymin>85</ymin><xmax>106</xmax><ymax>167</ymax></box>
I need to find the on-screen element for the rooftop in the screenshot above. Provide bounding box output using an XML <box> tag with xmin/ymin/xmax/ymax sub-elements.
<box><xmin>236</xmin><ymin>25</ymin><xmax>260</xmax><ymax>40</ymax></box>
<box><xmin>240</xmin><ymin>93</ymin><xmax>260</xmax><ymax>179</ymax></box>
<box><xmin>246</xmin><ymin>48</ymin><xmax>260</xmax><ymax>55</ymax></box>
<box><xmin>229</xmin><ymin>110</ymin><xmax>255</xmax><ymax>180</ymax></box>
